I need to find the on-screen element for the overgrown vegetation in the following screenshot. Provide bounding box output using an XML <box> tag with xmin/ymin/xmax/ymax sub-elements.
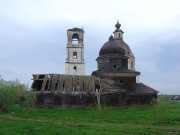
<box><xmin>0</xmin><ymin>76</ymin><xmax>179</xmax><ymax>134</ymax></box>
<box><xmin>0</xmin><ymin>76</ymin><xmax>26</xmax><ymax>111</ymax></box>
<box><xmin>0</xmin><ymin>76</ymin><xmax>36</xmax><ymax>115</ymax></box>
<box><xmin>0</xmin><ymin>99</ymin><xmax>180</xmax><ymax>135</ymax></box>
<box><xmin>25</xmin><ymin>91</ymin><xmax>36</xmax><ymax>115</ymax></box>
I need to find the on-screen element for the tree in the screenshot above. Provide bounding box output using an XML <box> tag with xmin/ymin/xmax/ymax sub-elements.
<box><xmin>25</xmin><ymin>91</ymin><xmax>36</xmax><ymax>115</ymax></box>
<box><xmin>0</xmin><ymin>76</ymin><xmax>25</xmax><ymax>111</ymax></box>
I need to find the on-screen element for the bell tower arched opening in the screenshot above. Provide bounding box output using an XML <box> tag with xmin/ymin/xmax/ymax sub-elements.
<box><xmin>65</xmin><ymin>28</ymin><xmax>85</xmax><ymax>75</ymax></box>
<box><xmin>72</xmin><ymin>33</ymin><xmax>79</xmax><ymax>44</ymax></box>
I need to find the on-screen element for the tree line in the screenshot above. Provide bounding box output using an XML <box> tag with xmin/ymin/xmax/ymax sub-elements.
<box><xmin>0</xmin><ymin>75</ymin><xmax>35</xmax><ymax>112</ymax></box>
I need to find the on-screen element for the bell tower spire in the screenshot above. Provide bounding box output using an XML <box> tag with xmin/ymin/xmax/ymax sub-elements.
<box><xmin>65</xmin><ymin>27</ymin><xmax>85</xmax><ymax>75</ymax></box>
<box><xmin>113</xmin><ymin>20</ymin><xmax>124</xmax><ymax>40</ymax></box>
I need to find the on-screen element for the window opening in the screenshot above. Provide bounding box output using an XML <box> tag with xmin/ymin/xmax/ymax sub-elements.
<box><xmin>114</xmin><ymin>65</ymin><xmax>117</xmax><ymax>69</ymax></box>
<box><xmin>73</xmin><ymin>51</ymin><xmax>77</xmax><ymax>59</ymax></box>
<box><xmin>45</xmin><ymin>80</ymin><xmax>49</xmax><ymax>90</ymax></box>
<box><xmin>72</xmin><ymin>33</ymin><xmax>79</xmax><ymax>45</ymax></box>
<box><xmin>73</xmin><ymin>66</ymin><xmax>77</xmax><ymax>73</ymax></box>
<box><xmin>131</xmin><ymin>62</ymin><xmax>133</xmax><ymax>69</ymax></box>
<box><xmin>55</xmin><ymin>80</ymin><xmax>58</xmax><ymax>90</ymax></box>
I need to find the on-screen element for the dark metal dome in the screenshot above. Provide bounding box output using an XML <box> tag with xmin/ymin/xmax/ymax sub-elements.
<box><xmin>99</xmin><ymin>36</ymin><xmax>125</xmax><ymax>56</ymax></box>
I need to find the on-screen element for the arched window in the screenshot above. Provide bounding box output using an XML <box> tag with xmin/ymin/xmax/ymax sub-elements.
<box><xmin>73</xmin><ymin>66</ymin><xmax>77</xmax><ymax>73</ymax></box>
<box><xmin>72</xmin><ymin>33</ymin><xmax>79</xmax><ymax>45</ymax></box>
<box><xmin>113</xmin><ymin>65</ymin><xmax>117</xmax><ymax>69</ymax></box>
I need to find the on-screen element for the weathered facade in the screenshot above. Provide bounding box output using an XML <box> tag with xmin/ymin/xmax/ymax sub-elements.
<box><xmin>113</xmin><ymin>21</ymin><xmax>135</xmax><ymax>70</ymax></box>
<box><xmin>65</xmin><ymin>28</ymin><xmax>85</xmax><ymax>75</ymax></box>
<box><xmin>92</xmin><ymin>21</ymin><xmax>157</xmax><ymax>105</ymax></box>
<box><xmin>31</xmin><ymin>74</ymin><xmax>97</xmax><ymax>107</ymax></box>
<box><xmin>31</xmin><ymin>74</ymin><xmax>128</xmax><ymax>107</ymax></box>
<box><xmin>31</xmin><ymin>22</ymin><xmax>158</xmax><ymax>107</ymax></box>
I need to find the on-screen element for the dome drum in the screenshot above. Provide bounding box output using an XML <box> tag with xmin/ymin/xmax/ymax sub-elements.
<box><xmin>97</xmin><ymin>56</ymin><xmax>128</xmax><ymax>71</ymax></box>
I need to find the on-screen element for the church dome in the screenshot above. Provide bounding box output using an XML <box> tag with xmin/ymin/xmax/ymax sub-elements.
<box><xmin>116</xmin><ymin>40</ymin><xmax>132</xmax><ymax>56</ymax></box>
<box><xmin>99</xmin><ymin>35</ymin><xmax>125</xmax><ymax>56</ymax></box>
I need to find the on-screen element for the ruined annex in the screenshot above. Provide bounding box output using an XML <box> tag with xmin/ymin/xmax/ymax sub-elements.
<box><xmin>31</xmin><ymin>21</ymin><xmax>158</xmax><ymax>107</ymax></box>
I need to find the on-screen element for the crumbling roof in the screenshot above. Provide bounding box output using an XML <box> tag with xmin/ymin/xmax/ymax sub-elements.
<box><xmin>67</xmin><ymin>27</ymin><xmax>84</xmax><ymax>32</ymax></box>
<box><xmin>127</xmin><ymin>83</ymin><xmax>158</xmax><ymax>95</ymax></box>
<box><xmin>100</xmin><ymin>78</ymin><xmax>126</xmax><ymax>94</ymax></box>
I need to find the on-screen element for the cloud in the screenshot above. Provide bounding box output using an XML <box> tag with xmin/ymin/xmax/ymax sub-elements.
<box><xmin>0</xmin><ymin>0</ymin><xmax>180</xmax><ymax>94</ymax></box>
<box><xmin>132</xmin><ymin>28</ymin><xmax>180</xmax><ymax>94</ymax></box>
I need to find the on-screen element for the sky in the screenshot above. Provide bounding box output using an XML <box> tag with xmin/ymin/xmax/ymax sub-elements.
<box><xmin>0</xmin><ymin>0</ymin><xmax>180</xmax><ymax>94</ymax></box>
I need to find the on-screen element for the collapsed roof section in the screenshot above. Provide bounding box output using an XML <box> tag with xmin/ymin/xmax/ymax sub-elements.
<box><xmin>32</xmin><ymin>74</ymin><xmax>157</xmax><ymax>96</ymax></box>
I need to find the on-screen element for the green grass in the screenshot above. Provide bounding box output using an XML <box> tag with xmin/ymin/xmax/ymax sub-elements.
<box><xmin>0</xmin><ymin>100</ymin><xmax>180</xmax><ymax>135</ymax></box>
<box><xmin>158</xmin><ymin>95</ymin><xmax>172</xmax><ymax>102</ymax></box>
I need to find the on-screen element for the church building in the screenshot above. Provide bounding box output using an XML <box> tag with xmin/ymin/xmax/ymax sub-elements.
<box><xmin>30</xmin><ymin>21</ymin><xmax>158</xmax><ymax>107</ymax></box>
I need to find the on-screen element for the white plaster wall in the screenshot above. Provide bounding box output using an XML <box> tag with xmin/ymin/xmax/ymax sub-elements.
<box><xmin>65</xmin><ymin>63</ymin><xmax>85</xmax><ymax>75</ymax></box>
<box><xmin>128</xmin><ymin>55</ymin><xmax>135</xmax><ymax>70</ymax></box>
<box><xmin>66</xmin><ymin>29</ymin><xmax>85</xmax><ymax>75</ymax></box>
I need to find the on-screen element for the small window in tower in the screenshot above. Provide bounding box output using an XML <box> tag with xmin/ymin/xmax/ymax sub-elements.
<box><xmin>72</xmin><ymin>33</ymin><xmax>79</xmax><ymax>45</ymax></box>
<box><xmin>73</xmin><ymin>52</ymin><xmax>77</xmax><ymax>59</ymax></box>
<box><xmin>120</xmin><ymin>80</ymin><xmax>123</xmax><ymax>83</ymax></box>
<box><xmin>131</xmin><ymin>62</ymin><xmax>133</xmax><ymax>69</ymax></box>
<box><xmin>73</xmin><ymin>66</ymin><xmax>77</xmax><ymax>73</ymax></box>
<box><xmin>114</xmin><ymin>65</ymin><xmax>117</xmax><ymax>69</ymax></box>
<box><xmin>119</xmin><ymin>33</ymin><xmax>121</xmax><ymax>38</ymax></box>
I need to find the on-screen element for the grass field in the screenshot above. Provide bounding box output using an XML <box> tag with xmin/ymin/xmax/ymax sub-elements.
<box><xmin>0</xmin><ymin>95</ymin><xmax>180</xmax><ymax>135</ymax></box>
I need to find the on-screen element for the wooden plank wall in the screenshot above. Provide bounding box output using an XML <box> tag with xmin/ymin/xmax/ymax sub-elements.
<box><xmin>32</xmin><ymin>74</ymin><xmax>96</xmax><ymax>93</ymax></box>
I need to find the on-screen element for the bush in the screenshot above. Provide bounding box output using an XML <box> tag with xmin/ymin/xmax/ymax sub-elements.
<box><xmin>25</xmin><ymin>91</ymin><xmax>36</xmax><ymax>116</ymax></box>
<box><xmin>0</xmin><ymin>76</ymin><xmax>26</xmax><ymax>111</ymax></box>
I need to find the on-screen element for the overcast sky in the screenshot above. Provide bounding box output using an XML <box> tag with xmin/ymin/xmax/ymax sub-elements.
<box><xmin>0</xmin><ymin>0</ymin><xmax>180</xmax><ymax>94</ymax></box>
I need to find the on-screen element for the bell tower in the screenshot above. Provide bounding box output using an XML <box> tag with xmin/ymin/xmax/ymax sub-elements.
<box><xmin>65</xmin><ymin>27</ymin><xmax>85</xmax><ymax>75</ymax></box>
